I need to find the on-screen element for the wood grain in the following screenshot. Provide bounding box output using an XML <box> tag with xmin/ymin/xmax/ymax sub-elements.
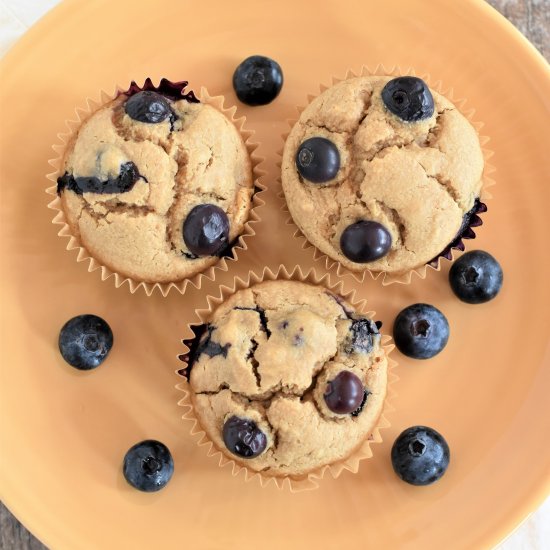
<box><xmin>489</xmin><ymin>0</ymin><xmax>549</xmax><ymax>58</ymax></box>
<box><xmin>0</xmin><ymin>0</ymin><xmax>548</xmax><ymax>548</ymax></box>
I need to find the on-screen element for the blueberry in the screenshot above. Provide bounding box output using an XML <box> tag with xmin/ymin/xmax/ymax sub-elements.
<box><xmin>222</xmin><ymin>416</ymin><xmax>267</xmax><ymax>458</ymax></box>
<box><xmin>345</xmin><ymin>318</ymin><xmax>380</xmax><ymax>354</ymax></box>
<box><xmin>340</xmin><ymin>220</ymin><xmax>392</xmax><ymax>262</ymax></box>
<box><xmin>324</xmin><ymin>371</ymin><xmax>366</xmax><ymax>415</ymax></box>
<box><xmin>381</xmin><ymin>77</ymin><xmax>434</xmax><ymax>122</ymax></box>
<box><xmin>391</xmin><ymin>426</ymin><xmax>450</xmax><ymax>485</ymax></box>
<box><xmin>58</xmin><ymin>314</ymin><xmax>113</xmax><ymax>370</ymax></box>
<box><xmin>123</xmin><ymin>440</ymin><xmax>174</xmax><ymax>492</ymax></box>
<box><xmin>182</xmin><ymin>204</ymin><xmax>230</xmax><ymax>256</ymax></box>
<box><xmin>57</xmin><ymin>162</ymin><xmax>141</xmax><ymax>195</ymax></box>
<box><xmin>233</xmin><ymin>55</ymin><xmax>283</xmax><ymax>106</ymax></box>
<box><xmin>449</xmin><ymin>250</ymin><xmax>503</xmax><ymax>304</ymax></box>
<box><xmin>124</xmin><ymin>91</ymin><xmax>174</xmax><ymax>124</ymax></box>
<box><xmin>393</xmin><ymin>304</ymin><xmax>449</xmax><ymax>359</ymax></box>
<box><xmin>296</xmin><ymin>137</ymin><xmax>340</xmax><ymax>183</ymax></box>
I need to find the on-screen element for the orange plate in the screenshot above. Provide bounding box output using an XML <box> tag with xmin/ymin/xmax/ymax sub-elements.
<box><xmin>1</xmin><ymin>0</ymin><xmax>549</xmax><ymax>548</ymax></box>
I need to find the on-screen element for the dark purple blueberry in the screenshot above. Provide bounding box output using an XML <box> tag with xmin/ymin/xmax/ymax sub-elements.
<box><xmin>340</xmin><ymin>220</ymin><xmax>392</xmax><ymax>263</ymax></box>
<box><xmin>296</xmin><ymin>137</ymin><xmax>340</xmax><ymax>183</ymax></box>
<box><xmin>233</xmin><ymin>55</ymin><xmax>283</xmax><ymax>106</ymax></box>
<box><xmin>393</xmin><ymin>304</ymin><xmax>449</xmax><ymax>359</ymax></box>
<box><xmin>58</xmin><ymin>314</ymin><xmax>113</xmax><ymax>370</ymax></box>
<box><xmin>124</xmin><ymin>91</ymin><xmax>174</xmax><ymax>124</ymax></box>
<box><xmin>449</xmin><ymin>250</ymin><xmax>503</xmax><ymax>304</ymax></box>
<box><xmin>182</xmin><ymin>204</ymin><xmax>230</xmax><ymax>256</ymax></box>
<box><xmin>324</xmin><ymin>371</ymin><xmax>365</xmax><ymax>415</ymax></box>
<box><xmin>123</xmin><ymin>440</ymin><xmax>174</xmax><ymax>492</ymax></box>
<box><xmin>391</xmin><ymin>426</ymin><xmax>450</xmax><ymax>486</ymax></box>
<box><xmin>223</xmin><ymin>416</ymin><xmax>267</xmax><ymax>458</ymax></box>
<box><xmin>57</xmin><ymin>162</ymin><xmax>141</xmax><ymax>195</ymax></box>
<box><xmin>381</xmin><ymin>77</ymin><xmax>434</xmax><ymax>122</ymax></box>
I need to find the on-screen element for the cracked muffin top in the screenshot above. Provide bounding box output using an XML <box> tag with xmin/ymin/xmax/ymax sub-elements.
<box><xmin>281</xmin><ymin>75</ymin><xmax>484</xmax><ymax>275</ymax></box>
<box><xmin>57</xmin><ymin>87</ymin><xmax>254</xmax><ymax>283</ymax></box>
<box><xmin>186</xmin><ymin>280</ymin><xmax>388</xmax><ymax>477</ymax></box>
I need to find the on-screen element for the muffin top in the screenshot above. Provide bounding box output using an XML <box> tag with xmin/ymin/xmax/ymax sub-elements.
<box><xmin>187</xmin><ymin>280</ymin><xmax>388</xmax><ymax>477</ymax></box>
<box><xmin>281</xmin><ymin>75</ymin><xmax>484</xmax><ymax>274</ymax></box>
<box><xmin>57</xmin><ymin>87</ymin><xmax>254</xmax><ymax>283</ymax></box>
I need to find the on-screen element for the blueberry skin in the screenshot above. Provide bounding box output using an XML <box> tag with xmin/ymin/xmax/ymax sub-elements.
<box><xmin>324</xmin><ymin>371</ymin><xmax>365</xmax><ymax>415</ymax></box>
<box><xmin>182</xmin><ymin>204</ymin><xmax>230</xmax><ymax>256</ymax></box>
<box><xmin>223</xmin><ymin>416</ymin><xmax>267</xmax><ymax>458</ymax></box>
<box><xmin>58</xmin><ymin>314</ymin><xmax>113</xmax><ymax>370</ymax></box>
<box><xmin>393</xmin><ymin>303</ymin><xmax>449</xmax><ymax>359</ymax></box>
<box><xmin>233</xmin><ymin>55</ymin><xmax>283</xmax><ymax>106</ymax></box>
<box><xmin>381</xmin><ymin>77</ymin><xmax>434</xmax><ymax>122</ymax></box>
<box><xmin>391</xmin><ymin>426</ymin><xmax>450</xmax><ymax>486</ymax></box>
<box><xmin>340</xmin><ymin>220</ymin><xmax>392</xmax><ymax>262</ymax></box>
<box><xmin>449</xmin><ymin>250</ymin><xmax>503</xmax><ymax>304</ymax></box>
<box><xmin>123</xmin><ymin>440</ymin><xmax>174</xmax><ymax>492</ymax></box>
<box><xmin>296</xmin><ymin>137</ymin><xmax>340</xmax><ymax>183</ymax></box>
<box><xmin>125</xmin><ymin>91</ymin><xmax>173</xmax><ymax>124</ymax></box>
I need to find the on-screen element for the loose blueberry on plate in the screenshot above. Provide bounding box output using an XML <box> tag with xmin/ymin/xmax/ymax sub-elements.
<box><xmin>223</xmin><ymin>416</ymin><xmax>267</xmax><ymax>458</ymax></box>
<box><xmin>393</xmin><ymin>304</ymin><xmax>449</xmax><ymax>359</ymax></box>
<box><xmin>233</xmin><ymin>55</ymin><xmax>283</xmax><ymax>106</ymax></box>
<box><xmin>58</xmin><ymin>314</ymin><xmax>113</xmax><ymax>370</ymax></box>
<box><xmin>125</xmin><ymin>90</ymin><xmax>173</xmax><ymax>124</ymax></box>
<box><xmin>449</xmin><ymin>250</ymin><xmax>503</xmax><ymax>304</ymax></box>
<box><xmin>391</xmin><ymin>426</ymin><xmax>450</xmax><ymax>486</ymax></box>
<box><xmin>340</xmin><ymin>220</ymin><xmax>392</xmax><ymax>262</ymax></box>
<box><xmin>296</xmin><ymin>137</ymin><xmax>340</xmax><ymax>183</ymax></box>
<box><xmin>123</xmin><ymin>440</ymin><xmax>174</xmax><ymax>492</ymax></box>
<box><xmin>324</xmin><ymin>371</ymin><xmax>366</xmax><ymax>415</ymax></box>
<box><xmin>381</xmin><ymin>76</ymin><xmax>434</xmax><ymax>122</ymax></box>
<box><xmin>182</xmin><ymin>204</ymin><xmax>230</xmax><ymax>256</ymax></box>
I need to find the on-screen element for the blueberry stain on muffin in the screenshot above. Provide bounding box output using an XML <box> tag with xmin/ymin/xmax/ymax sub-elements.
<box><xmin>345</xmin><ymin>318</ymin><xmax>380</xmax><ymax>354</ymax></box>
<box><xmin>57</xmin><ymin>161</ymin><xmax>144</xmax><ymax>195</ymax></box>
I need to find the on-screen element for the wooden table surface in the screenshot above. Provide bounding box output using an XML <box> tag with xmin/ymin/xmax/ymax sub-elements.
<box><xmin>0</xmin><ymin>0</ymin><xmax>548</xmax><ymax>548</ymax></box>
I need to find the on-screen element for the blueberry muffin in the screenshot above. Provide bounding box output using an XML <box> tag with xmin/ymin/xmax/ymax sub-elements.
<box><xmin>57</xmin><ymin>81</ymin><xmax>254</xmax><ymax>283</ymax></box>
<box><xmin>183</xmin><ymin>280</ymin><xmax>388</xmax><ymax>477</ymax></box>
<box><xmin>281</xmin><ymin>76</ymin><xmax>485</xmax><ymax>275</ymax></box>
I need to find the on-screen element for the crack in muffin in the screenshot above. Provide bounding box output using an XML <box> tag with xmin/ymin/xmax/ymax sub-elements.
<box><xmin>57</xmin><ymin>87</ymin><xmax>254</xmax><ymax>283</ymax></box>
<box><xmin>185</xmin><ymin>280</ymin><xmax>388</xmax><ymax>477</ymax></box>
<box><xmin>281</xmin><ymin>76</ymin><xmax>485</xmax><ymax>274</ymax></box>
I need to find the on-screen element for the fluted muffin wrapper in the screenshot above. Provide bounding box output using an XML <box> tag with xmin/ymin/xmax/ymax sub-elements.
<box><xmin>176</xmin><ymin>264</ymin><xmax>398</xmax><ymax>492</ymax></box>
<box><xmin>46</xmin><ymin>78</ymin><xmax>266</xmax><ymax>297</ymax></box>
<box><xmin>278</xmin><ymin>65</ymin><xmax>496</xmax><ymax>286</ymax></box>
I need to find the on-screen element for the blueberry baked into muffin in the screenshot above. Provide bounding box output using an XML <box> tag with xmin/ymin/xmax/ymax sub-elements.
<box><xmin>57</xmin><ymin>80</ymin><xmax>254</xmax><ymax>283</ymax></box>
<box><xmin>182</xmin><ymin>280</ymin><xmax>388</xmax><ymax>477</ymax></box>
<box><xmin>281</xmin><ymin>76</ymin><xmax>485</xmax><ymax>276</ymax></box>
